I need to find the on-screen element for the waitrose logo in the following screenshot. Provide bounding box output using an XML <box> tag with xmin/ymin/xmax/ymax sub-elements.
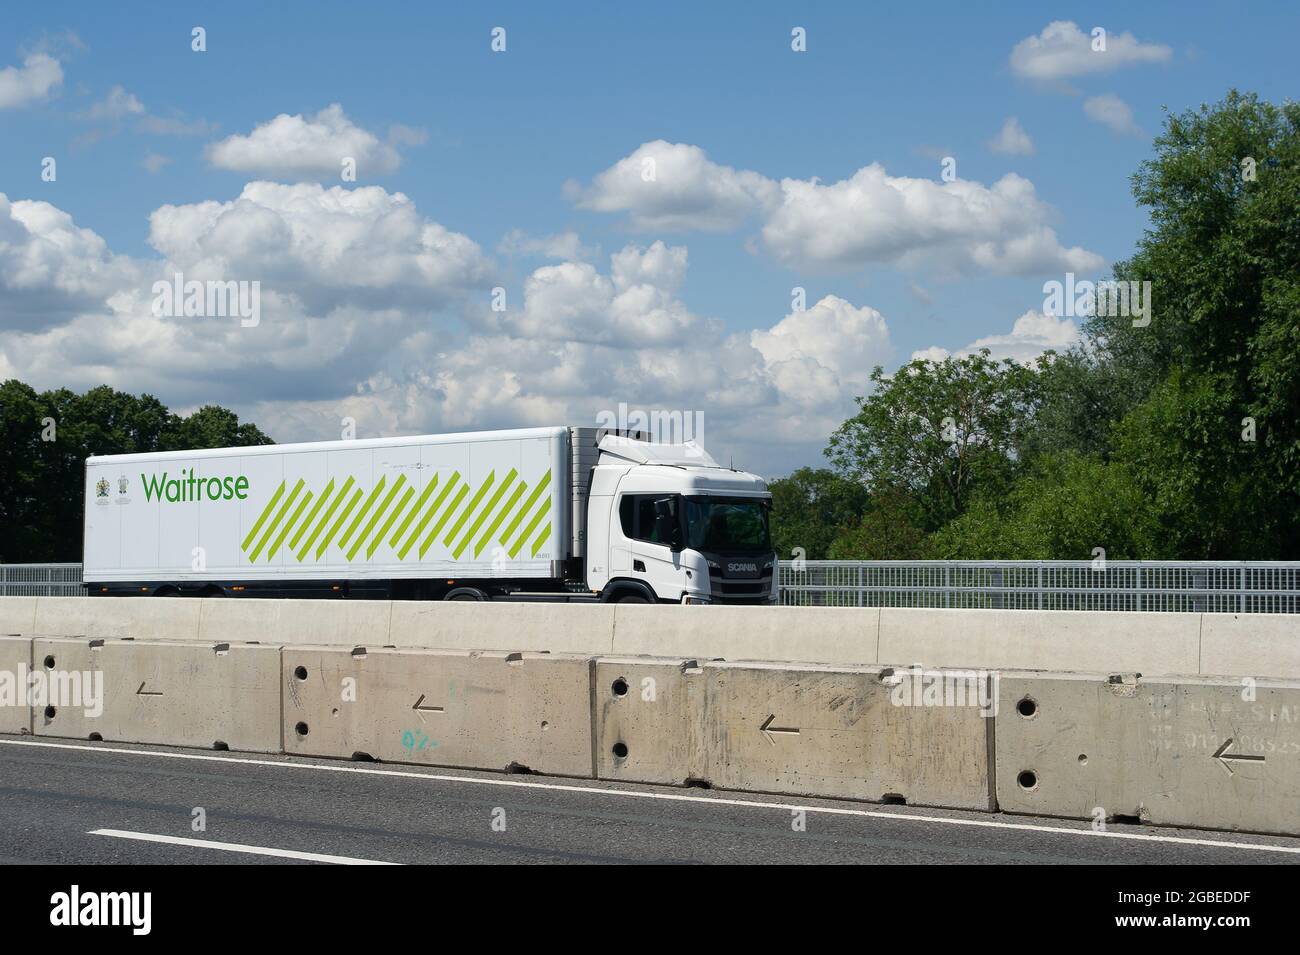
<box><xmin>141</xmin><ymin>468</ymin><xmax>250</xmax><ymax>503</ymax></box>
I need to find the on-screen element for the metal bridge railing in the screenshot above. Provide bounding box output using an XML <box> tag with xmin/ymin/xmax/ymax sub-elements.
<box><xmin>777</xmin><ymin>560</ymin><xmax>1300</xmax><ymax>613</ymax></box>
<box><xmin>0</xmin><ymin>563</ymin><xmax>86</xmax><ymax>597</ymax></box>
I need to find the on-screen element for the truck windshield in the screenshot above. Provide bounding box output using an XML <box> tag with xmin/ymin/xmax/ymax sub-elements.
<box><xmin>683</xmin><ymin>497</ymin><xmax>772</xmax><ymax>554</ymax></box>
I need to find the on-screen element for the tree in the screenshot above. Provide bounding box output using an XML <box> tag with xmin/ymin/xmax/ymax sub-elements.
<box><xmin>827</xmin><ymin>488</ymin><xmax>930</xmax><ymax>559</ymax></box>
<box><xmin>826</xmin><ymin>350</ymin><xmax>1041</xmax><ymax>532</ymax></box>
<box><xmin>767</xmin><ymin>467</ymin><xmax>869</xmax><ymax>560</ymax></box>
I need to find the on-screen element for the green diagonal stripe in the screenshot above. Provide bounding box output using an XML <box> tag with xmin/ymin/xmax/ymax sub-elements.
<box><xmin>241</xmin><ymin>480</ymin><xmax>286</xmax><ymax>551</ymax></box>
<box><xmin>389</xmin><ymin>474</ymin><xmax>439</xmax><ymax>547</ymax></box>
<box><xmin>476</xmin><ymin>480</ymin><xmax>525</xmax><ymax>557</ymax></box>
<box><xmin>443</xmin><ymin>472</ymin><xmax>494</xmax><ymax>547</ymax></box>
<box><xmin>290</xmin><ymin>478</ymin><xmax>334</xmax><ymax>551</ymax></box>
<box><xmin>510</xmin><ymin>495</ymin><xmax>550</xmax><ymax>558</ymax></box>
<box><xmin>530</xmin><ymin>522</ymin><xmax>552</xmax><ymax>557</ymax></box>
<box><xmin>339</xmin><ymin>476</ymin><xmax>386</xmax><ymax>551</ymax></box>
<box><xmin>370</xmin><ymin>484</ymin><xmax>414</xmax><ymax>558</ymax></box>
<box><xmin>269</xmin><ymin>490</ymin><xmax>313</xmax><ymax>560</ymax></box>
<box><xmin>249</xmin><ymin>478</ymin><xmax>305</xmax><ymax>563</ymax></box>
<box><xmin>400</xmin><ymin>473</ymin><xmax>461</xmax><ymax>559</ymax></box>
<box><xmin>454</xmin><ymin>469</ymin><xmax>516</xmax><ymax>558</ymax></box>
<box><xmin>500</xmin><ymin>470</ymin><xmax>550</xmax><ymax>545</ymax></box>
<box><xmin>419</xmin><ymin>483</ymin><xmax>469</xmax><ymax>558</ymax></box>
<box><xmin>349</xmin><ymin>474</ymin><xmax>405</xmax><ymax>560</ymax></box>
<box><xmin>298</xmin><ymin>475</ymin><xmax>354</xmax><ymax>561</ymax></box>
<box><xmin>316</xmin><ymin>487</ymin><xmax>363</xmax><ymax>558</ymax></box>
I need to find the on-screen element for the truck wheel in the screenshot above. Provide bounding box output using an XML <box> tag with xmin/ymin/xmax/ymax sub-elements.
<box><xmin>618</xmin><ymin>594</ymin><xmax>650</xmax><ymax>604</ymax></box>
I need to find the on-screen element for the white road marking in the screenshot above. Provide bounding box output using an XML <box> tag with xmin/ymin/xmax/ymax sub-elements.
<box><xmin>88</xmin><ymin>828</ymin><xmax>399</xmax><ymax>865</ymax></box>
<box><xmin>5</xmin><ymin>738</ymin><xmax>1299</xmax><ymax>857</ymax></box>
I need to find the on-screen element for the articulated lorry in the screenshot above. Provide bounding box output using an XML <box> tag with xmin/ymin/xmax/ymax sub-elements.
<box><xmin>83</xmin><ymin>427</ymin><xmax>777</xmax><ymax>604</ymax></box>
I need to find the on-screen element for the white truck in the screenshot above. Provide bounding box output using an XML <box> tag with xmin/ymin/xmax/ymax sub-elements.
<box><xmin>82</xmin><ymin>426</ymin><xmax>777</xmax><ymax>604</ymax></box>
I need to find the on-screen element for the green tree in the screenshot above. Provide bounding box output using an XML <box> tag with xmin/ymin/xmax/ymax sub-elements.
<box><xmin>827</xmin><ymin>488</ymin><xmax>930</xmax><ymax>559</ymax></box>
<box><xmin>767</xmin><ymin>467</ymin><xmax>869</xmax><ymax>560</ymax></box>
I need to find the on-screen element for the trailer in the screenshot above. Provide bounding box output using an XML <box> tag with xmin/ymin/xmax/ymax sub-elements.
<box><xmin>83</xmin><ymin>426</ymin><xmax>776</xmax><ymax>604</ymax></box>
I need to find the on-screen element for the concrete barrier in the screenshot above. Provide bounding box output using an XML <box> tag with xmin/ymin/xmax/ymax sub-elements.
<box><xmin>32</xmin><ymin>596</ymin><xmax>201</xmax><ymax>641</ymax></box>
<box><xmin>31</xmin><ymin>638</ymin><xmax>281</xmax><ymax>751</ymax></box>
<box><xmin>996</xmin><ymin>670</ymin><xmax>1300</xmax><ymax>835</ymax></box>
<box><xmin>610</xmin><ymin>605</ymin><xmax>878</xmax><ymax>664</ymax></box>
<box><xmin>0</xmin><ymin>636</ymin><xmax>31</xmax><ymax>734</ymax></box>
<box><xmin>198</xmin><ymin>597</ymin><xmax>392</xmax><ymax>647</ymax></box>
<box><xmin>594</xmin><ymin>656</ymin><xmax>993</xmax><ymax>809</ymax></box>
<box><xmin>281</xmin><ymin>646</ymin><xmax>595</xmax><ymax>776</ymax></box>
<box><xmin>1200</xmin><ymin>613</ymin><xmax>1300</xmax><ymax>680</ymax></box>
<box><xmin>0</xmin><ymin>597</ymin><xmax>37</xmax><ymax>637</ymax></box>
<box><xmin>879</xmin><ymin>607</ymin><xmax>1202</xmax><ymax>677</ymax></box>
<box><xmin>388</xmin><ymin>601</ymin><xmax>616</xmax><ymax>654</ymax></box>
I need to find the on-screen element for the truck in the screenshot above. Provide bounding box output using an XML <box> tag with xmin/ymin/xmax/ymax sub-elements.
<box><xmin>82</xmin><ymin>426</ymin><xmax>777</xmax><ymax>604</ymax></box>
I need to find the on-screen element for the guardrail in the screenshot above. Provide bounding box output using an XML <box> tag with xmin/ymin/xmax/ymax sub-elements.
<box><xmin>777</xmin><ymin>560</ymin><xmax>1300</xmax><ymax>613</ymax></box>
<box><xmin>6</xmin><ymin>560</ymin><xmax>1300</xmax><ymax>612</ymax></box>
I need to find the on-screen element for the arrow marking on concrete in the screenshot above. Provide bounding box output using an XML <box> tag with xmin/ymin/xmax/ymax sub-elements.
<box><xmin>759</xmin><ymin>714</ymin><xmax>800</xmax><ymax>746</ymax></box>
<box><xmin>1212</xmin><ymin>738</ymin><xmax>1265</xmax><ymax>775</ymax></box>
<box><xmin>413</xmin><ymin>694</ymin><xmax>445</xmax><ymax>722</ymax></box>
<box><xmin>135</xmin><ymin>682</ymin><xmax>163</xmax><ymax>697</ymax></box>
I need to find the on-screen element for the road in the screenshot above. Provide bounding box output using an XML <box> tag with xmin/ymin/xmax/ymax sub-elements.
<box><xmin>1</xmin><ymin>733</ymin><xmax>1298</xmax><ymax>865</ymax></box>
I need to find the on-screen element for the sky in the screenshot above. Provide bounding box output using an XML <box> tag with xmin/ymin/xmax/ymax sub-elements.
<box><xmin>1</xmin><ymin>2</ymin><xmax>1296</xmax><ymax>478</ymax></box>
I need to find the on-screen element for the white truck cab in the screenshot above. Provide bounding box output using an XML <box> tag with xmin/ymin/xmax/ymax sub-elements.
<box><xmin>585</xmin><ymin>435</ymin><xmax>776</xmax><ymax>605</ymax></box>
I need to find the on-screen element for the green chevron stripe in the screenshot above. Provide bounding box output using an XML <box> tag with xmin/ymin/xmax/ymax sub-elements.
<box><xmin>241</xmin><ymin>480</ymin><xmax>285</xmax><ymax>551</ymax></box>
<box><xmin>269</xmin><ymin>490</ymin><xmax>313</xmax><ymax>560</ymax></box>
<box><xmin>349</xmin><ymin>474</ymin><xmax>405</xmax><ymax>560</ymax></box>
<box><xmin>510</xmin><ymin>496</ymin><xmax>550</xmax><ymax>558</ymax></box>
<box><xmin>530</xmin><ymin>522</ymin><xmax>552</xmax><ymax>557</ymax></box>
<box><xmin>339</xmin><ymin>477</ymin><xmax>386</xmax><ymax>552</ymax></box>
<box><xmin>500</xmin><ymin>470</ymin><xmax>550</xmax><ymax>545</ymax></box>
<box><xmin>400</xmin><ymin>473</ymin><xmax>460</xmax><ymax>559</ymax></box>
<box><xmin>316</xmin><ymin>487</ymin><xmax>363</xmax><ymax>558</ymax></box>
<box><xmin>298</xmin><ymin>475</ymin><xmax>354</xmax><ymax>561</ymax></box>
<box><xmin>389</xmin><ymin>474</ymin><xmax>439</xmax><ymax>547</ymax></box>
<box><xmin>370</xmin><ymin>484</ymin><xmax>414</xmax><ymax>558</ymax></box>
<box><xmin>249</xmin><ymin>478</ymin><xmax>304</xmax><ymax>562</ymax></box>
<box><xmin>476</xmin><ymin>480</ymin><xmax>525</xmax><ymax>557</ymax></box>
<box><xmin>454</xmin><ymin>469</ymin><xmax>516</xmax><ymax>559</ymax></box>
<box><xmin>443</xmin><ymin>472</ymin><xmax>494</xmax><ymax>547</ymax></box>
<box><xmin>290</xmin><ymin>478</ymin><xmax>334</xmax><ymax>550</ymax></box>
<box><xmin>419</xmin><ymin>483</ymin><xmax>469</xmax><ymax>558</ymax></box>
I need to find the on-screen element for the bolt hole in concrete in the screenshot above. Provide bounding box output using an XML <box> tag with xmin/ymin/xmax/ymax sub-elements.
<box><xmin>43</xmin><ymin>655</ymin><xmax>55</xmax><ymax>669</ymax></box>
<box><xmin>1016</xmin><ymin>696</ymin><xmax>1038</xmax><ymax>718</ymax></box>
<box><xmin>44</xmin><ymin>706</ymin><xmax>56</xmax><ymax>719</ymax></box>
<box><xmin>1078</xmin><ymin>754</ymin><xmax>1088</xmax><ymax>765</ymax></box>
<box><xmin>295</xmin><ymin>721</ymin><xmax>309</xmax><ymax>737</ymax></box>
<box><xmin>612</xmin><ymin>742</ymin><xmax>629</xmax><ymax>759</ymax></box>
<box><xmin>1017</xmin><ymin>770</ymin><xmax>1038</xmax><ymax>791</ymax></box>
<box><xmin>612</xmin><ymin>678</ymin><xmax>629</xmax><ymax>697</ymax></box>
<box><xmin>294</xmin><ymin>665</ymin><xmax>308</xmax><ymax>680</ymax></box>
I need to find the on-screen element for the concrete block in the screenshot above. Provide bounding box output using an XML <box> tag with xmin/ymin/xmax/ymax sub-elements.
<box><xmin>199</xmin><ymin>597</ymin><xmax>392</xmax><ymax>647</ymax></box>
<box><xmin>33</xmin><ymin>596</ymin><xmax>201</xmax><ymax>641</ymax></box>
<box><xmin>1199</xmin><ymin>613</ymin><xmax>1300</xmax><ymax>680</ymax></box>
<box><xmin>0</xmin><ymin>597</ymin><xmax>38</xmax><ymax>637</ymax></box>
<box><xmin>879</xmin><ymin>607</ymin><xmax>1200</xmax><ymax>677</ymax></box>
<box><xmin>611</xmin><ymin>605</ymin><xmax>878</xmax><ymax>665</ymax></box>
<box><xmin>0</xmin><ymin>636</ymin><xmax>32</xmax><ymax>734</ymax></box>
<box><xmin>31</xmin><ymin>637</ymin><xmax>281</xmax><ymax>751</ymax></box>
<box><xmin>282</xmin><ymin>645</ymin><xmax>595</xmax><ymax>776</ymax></box>
<box><xmin>594</xmin><ymin>656</ymin><xmax>705</xmax><ymax>784</ymax></box>
<box><xmin>388</xmin><ymin>601</ymin><xmax>616</xmax><ymax>654</ymax></box>
<box><xmin>996</xmin><ymin>671</ymin><xmax>1300</xmax><ymax>835</ymax></box>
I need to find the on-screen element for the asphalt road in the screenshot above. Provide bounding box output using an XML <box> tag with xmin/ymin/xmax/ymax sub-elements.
<box><xmin>1</xmin><ymin>733</ymin><xmax>1298</xmax><ymax>865</ymax></box>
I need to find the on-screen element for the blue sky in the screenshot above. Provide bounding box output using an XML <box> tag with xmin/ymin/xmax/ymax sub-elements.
<box><xmin>1</xmin><ymin>2</ymin><xmax>1296</xmax><ymax>477</ymax></box>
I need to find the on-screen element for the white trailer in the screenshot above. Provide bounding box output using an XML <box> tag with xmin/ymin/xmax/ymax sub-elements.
<box><xmin>83</xmin><ymin>426</ymin><xmax>776</xmax><ymax>604</ymax></box>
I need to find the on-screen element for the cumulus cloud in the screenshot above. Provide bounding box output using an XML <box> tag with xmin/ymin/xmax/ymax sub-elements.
<box><xmin>78</xmin><ymin>85</ymin><xmax>214</xmax><ymax>137</ymax></box>
<box><xmin>205</xmin><ymin>104</ymin><xmax>402</xmax><ymax>179</ymax></box>
<box><xmin>564</xmin><ymin>140</ymin><xmax>779</xmax><ymax>231</ymax></box>
<box><xmin>82</xmin><ymin>85</ymin><xmax>144</xmax><ymax>120</ymax></box>
<box><xmin>988</xmin><ymin>117</ymin><xmax>1035</xmax><ymax>155</ymax></box>
<box><xmin>1009</xmin><ymin>21</ymin><xmax>1172</xmax><ymax>81</ymax></box>
<box><xmin>498</xmin><ymin>229</ymin><xmax>597</xmax><ymax>262</ymax></box>
<box><xmin>911</xmin><ymin>309</ymin><xmax>1080</xmax><ymax>365</ymax></box>
<box><xmin>0</xmin><ymin>52</ymin><xmax>62</xmax><ymax>108</ymax></box>
<box><xmin>1083</xmin><ymin>94</ymin><xmax>1143</xmax><ymax>136</ymax></box>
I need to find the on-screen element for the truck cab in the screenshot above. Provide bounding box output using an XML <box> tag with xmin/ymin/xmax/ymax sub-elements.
<box><xmin>585</xmin><ymin>435</ymin><xmax>776</xmax><ymax>604</ymax></box>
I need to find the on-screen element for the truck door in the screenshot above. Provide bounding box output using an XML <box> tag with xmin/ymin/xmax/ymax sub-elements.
<box><xmin>617</xmin><ymin>493</ymin><xmax>682</xmax><ymax>598</ymax></box>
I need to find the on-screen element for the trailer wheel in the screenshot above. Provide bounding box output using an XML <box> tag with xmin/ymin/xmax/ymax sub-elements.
<box><xmin>153</xmin><ymin>585</ymin><xmax>181</xmax><ymax>597</ymax></box>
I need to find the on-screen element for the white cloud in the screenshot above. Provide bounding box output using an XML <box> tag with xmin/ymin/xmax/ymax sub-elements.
<box><xmin>498</xmin><ymin>229</ymin><xmax>596</xmax><ymax>262</ymax></box>
<box><xmin>1009</xmin><ymin>21</ymin><xmax>1172</xmax><ymax>81</ymax></box>
<box><xmin>564</xmin><ymin>140</ymin><xmax>779</xmax><ymax>231</ymax></box>
<box><xmin>750</xmin><ymin>295</ymin><xmax>890</xmax><ymax>403</ymax></box>
<box><xmin>760</xmin><ymin>165</ymin><xmax>1102</xmax><ymax>276</ymax></box>
<box><xmin>988</xmin><ymin>117</ymin><xmax>1035</xmax><ymax>155</ymax></box>
<box><xmin>911</xmin><ymin>309</ymin><xmax>1080</xmax><ymax>365</ymax></box>
<box><xmin>0</xmin><ymin>53</ymin><xmax>62</xmax><ymax>108</ymax></box>
<box><xmin>82</xmin><ymin>85</ymin><xmax>144</xmax><ymax>120</ymax></box>
<box><xmin>205</xmin><ymin>104</ymin><xmax>402</xmax><ymax>179</ymax></box>
<box><xmin>1083</xmin><ymin>94</ymin><xmax>1143</xmax><ymax>136</ymax></box>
